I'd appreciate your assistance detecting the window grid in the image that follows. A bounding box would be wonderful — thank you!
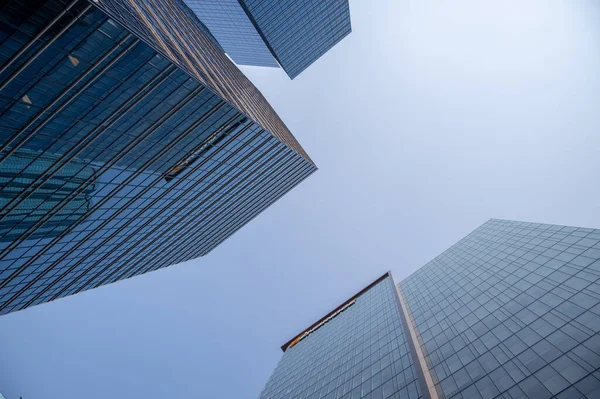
[260,277,423,399]
[0,0,316,315]
[401,219,600,399]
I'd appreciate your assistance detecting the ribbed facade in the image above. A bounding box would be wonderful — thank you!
[0,0,316,315]
[91,0,314,162]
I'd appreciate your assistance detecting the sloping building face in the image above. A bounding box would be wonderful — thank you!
[260,273,426,399]
[0,0,315,315]
[182,0,278,68]
[400,219,600,398]
[239,0,352,79]
[261,220,600,398]
[183,0,352,79]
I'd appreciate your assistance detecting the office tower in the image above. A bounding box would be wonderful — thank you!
[183,0,352,79]
[260,220,600,398]
[399,219,600,398]
[0,0,316,315]
[260,272,426,399]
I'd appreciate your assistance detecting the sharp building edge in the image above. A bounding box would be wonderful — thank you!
[183,0,352,79]
[260,219,600,398]
[0,0,317,314]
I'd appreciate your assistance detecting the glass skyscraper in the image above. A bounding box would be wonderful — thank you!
[182,0,278,68]
[260,219,600,398]
[0,0,316,315]
[183,0,352,79]
[260,272,425,399]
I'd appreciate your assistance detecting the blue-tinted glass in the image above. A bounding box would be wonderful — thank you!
[241,0,352,79]
[261,220,600,399]
[400,219,600,398]
[182,0,352,79]
[259,276,423,399]
[182,0,278,67]
[0,0,316,315]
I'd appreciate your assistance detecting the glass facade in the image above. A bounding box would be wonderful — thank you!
[259,274,424,399]
[182,0,278,67]
[0,0,316,315]
[261,220,600,398]
[0,149,96,242]
[181,0,352,79]
[240,0,352,79]
[400,219,600,398]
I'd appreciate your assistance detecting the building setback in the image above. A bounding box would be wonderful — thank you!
[0,0,316,315]
[183,0,352,79]
[260,219,600,398]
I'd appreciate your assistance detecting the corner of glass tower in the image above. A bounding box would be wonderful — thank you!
[0,0,316,315]
[182,0,352,79]
[260,219,600,398]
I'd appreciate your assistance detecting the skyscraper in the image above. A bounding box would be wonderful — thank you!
[0,0,317,314]
[260,219,600,399]
[261,272,426,399]
[183,0,352,79]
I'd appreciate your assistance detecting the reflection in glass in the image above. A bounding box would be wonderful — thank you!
[0,149,96,242]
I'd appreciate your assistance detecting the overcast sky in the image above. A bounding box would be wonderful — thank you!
[2,0,600,398]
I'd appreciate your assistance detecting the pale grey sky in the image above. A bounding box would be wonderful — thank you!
[1,0,600,398]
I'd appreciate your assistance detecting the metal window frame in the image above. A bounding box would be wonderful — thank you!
[18,113,251,307]
[0,34,136,161]
[0,1,92,91]
[102,139,293,284]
